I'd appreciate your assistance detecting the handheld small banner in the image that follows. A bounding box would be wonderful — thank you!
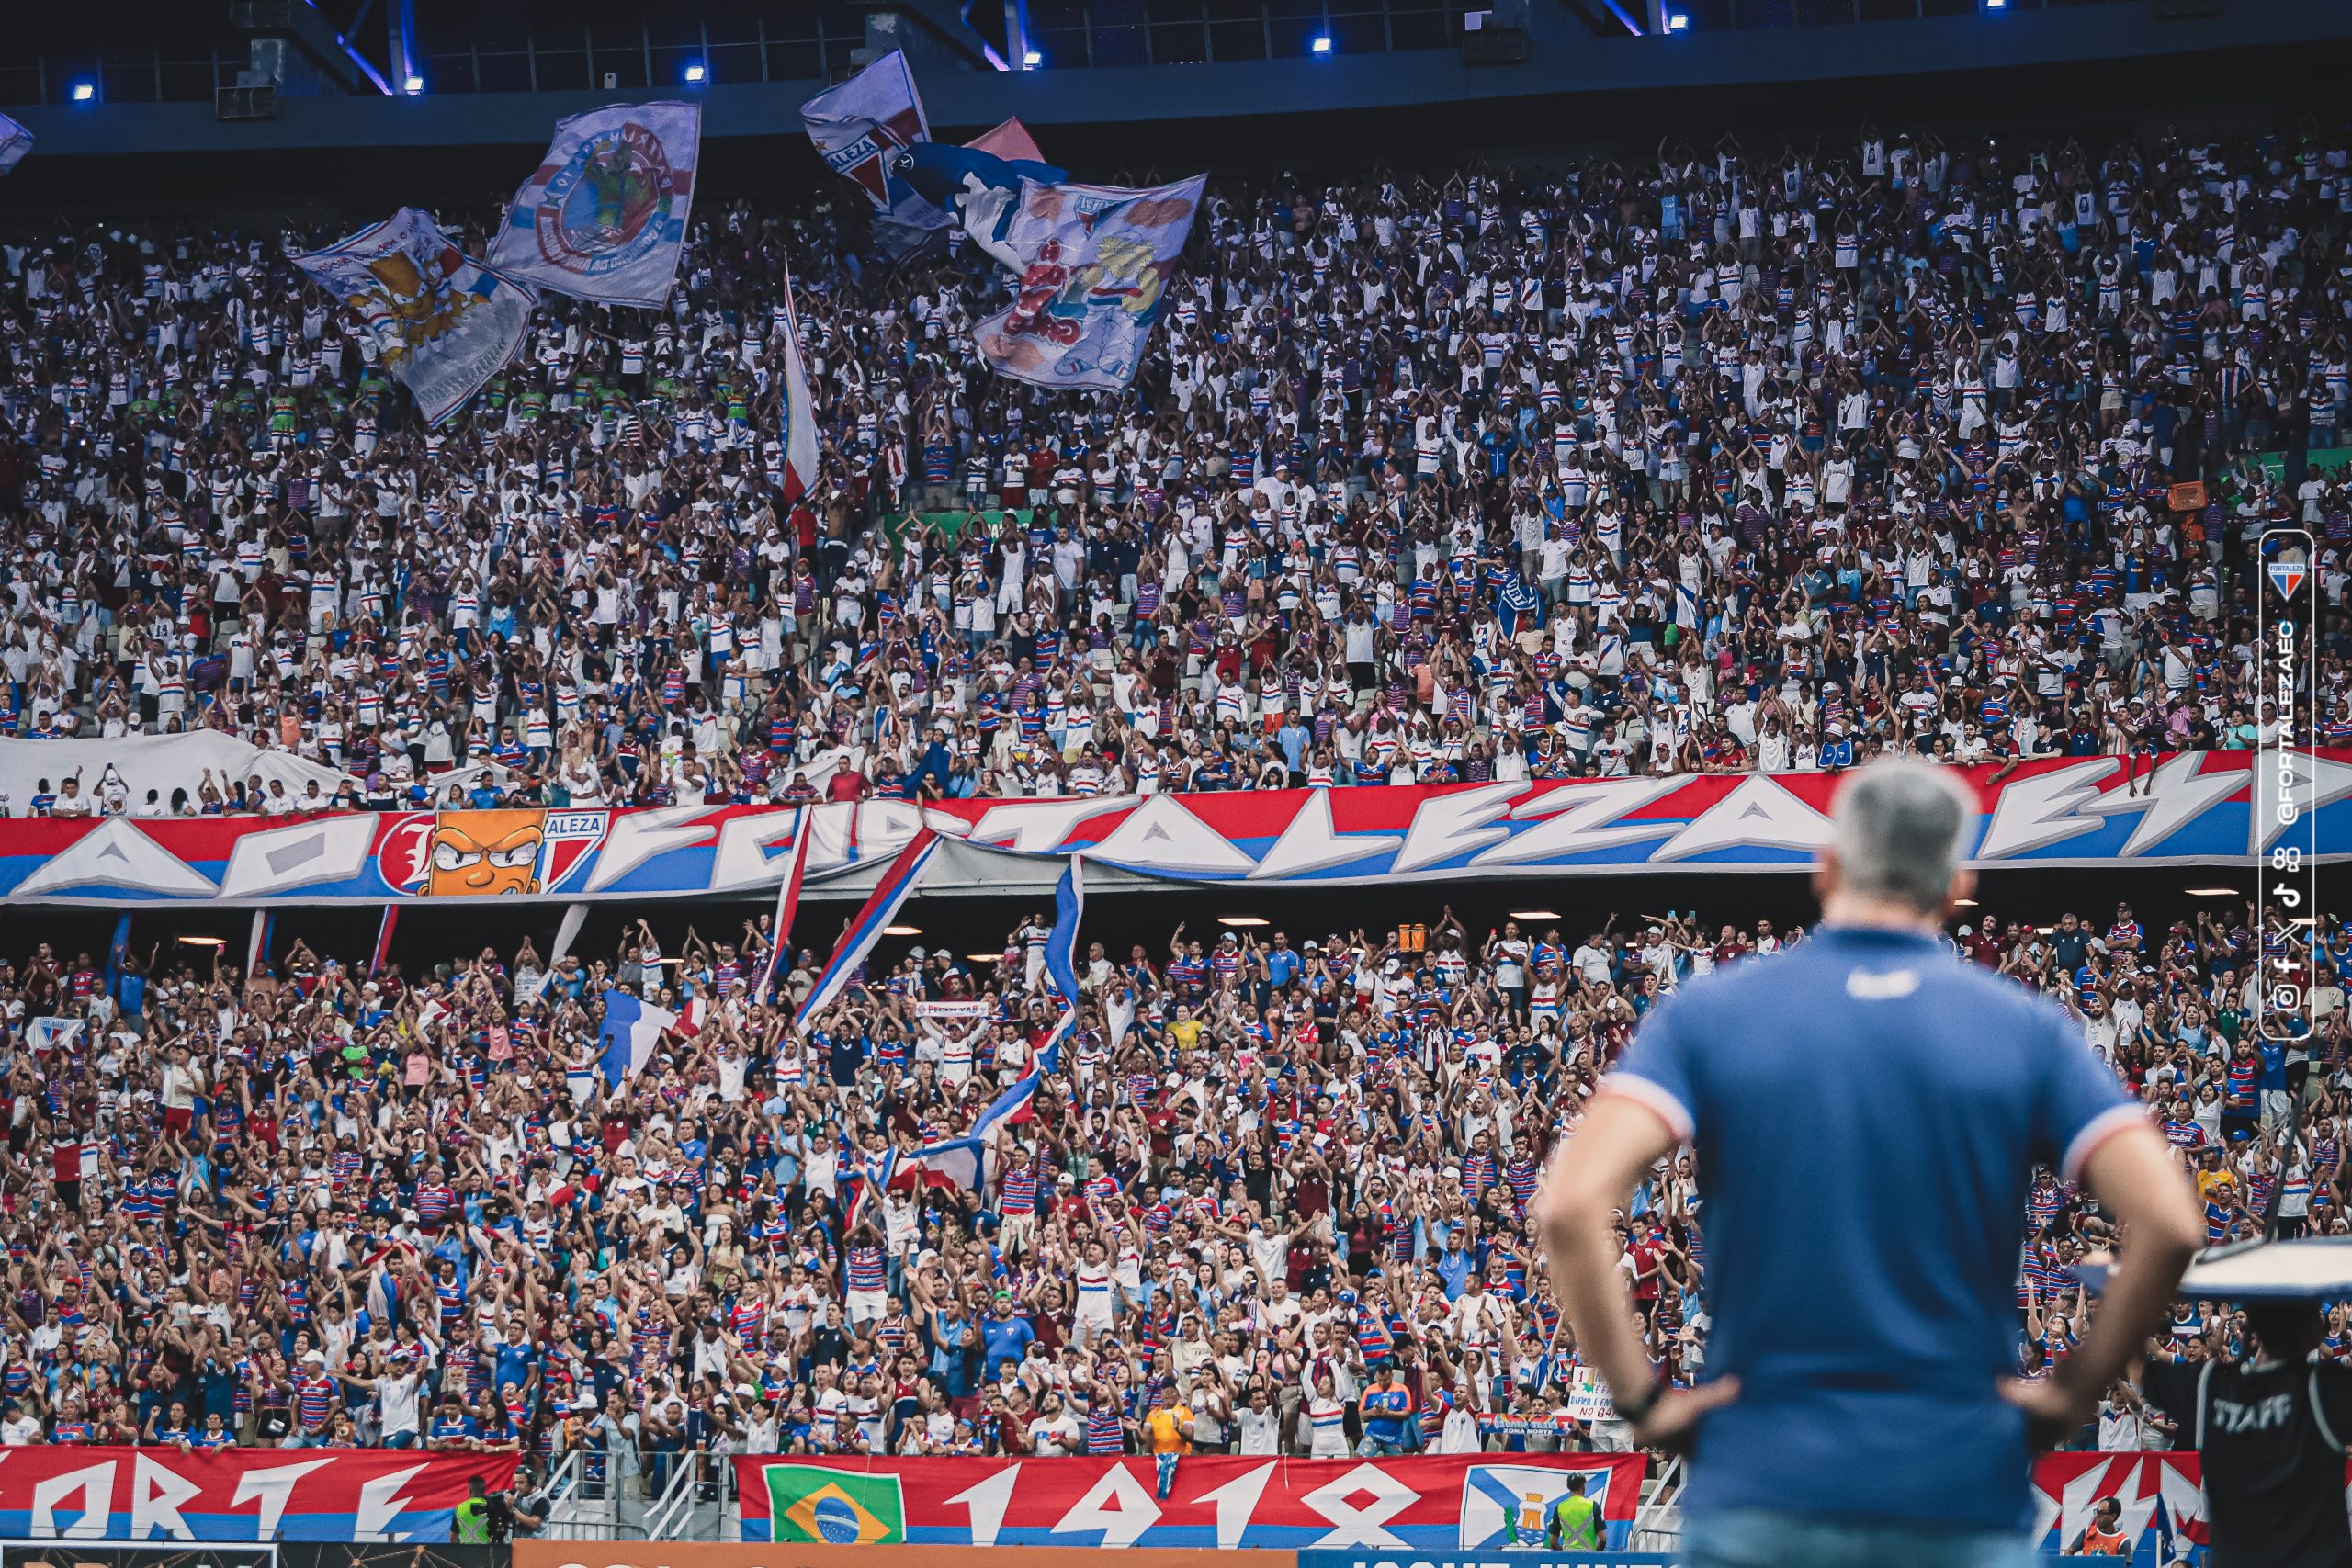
[978,175,1205,391]
[290,209,535,426]
[491,100,700,308]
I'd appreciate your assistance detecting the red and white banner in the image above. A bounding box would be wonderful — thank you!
[0,750,2339,906]
[736,1453,1647,1550]
[2032,1452,2211,1558]
[0,1446,518,1541]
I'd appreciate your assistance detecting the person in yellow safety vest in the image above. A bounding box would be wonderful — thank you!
[2065,1496,2132,1557]
[1546,1472,1603,1551]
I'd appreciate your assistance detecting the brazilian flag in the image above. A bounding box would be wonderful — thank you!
[766,1466,906,1545]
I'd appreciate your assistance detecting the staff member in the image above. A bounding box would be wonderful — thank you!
[1537,758,2203,1568]
[1545,1472,1602,1551]
[2134,1292,2352,1568]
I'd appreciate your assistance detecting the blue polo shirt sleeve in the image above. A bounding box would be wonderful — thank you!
[1603,995,1698,1144]
[2032,1008,2141,1183]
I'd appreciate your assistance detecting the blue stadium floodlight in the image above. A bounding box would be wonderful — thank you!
[1984,0,2006,9]
[402,73,424,94]
[1023,49,1043,66]
[1311,34,1333,53]
[1667,10,1689,28]
[684,61,707,83]
[70,81,96,103]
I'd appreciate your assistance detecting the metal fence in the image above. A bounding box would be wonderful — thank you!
[0,0,2148,107]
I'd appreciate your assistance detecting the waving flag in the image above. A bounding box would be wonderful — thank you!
[800,51,946,254]
[599,988,680,1085]
[491,101,700,307]
[961,854,1085,1160]
[893,141,1069,273]
[776,261,820,502]
[758,807,815,1003]
[0,114,30,178]
[290,208,536,425]
[1041,852,1084,1018]
[977,175,1204,391]
[368,905,398,976]
[794,828,940,1031]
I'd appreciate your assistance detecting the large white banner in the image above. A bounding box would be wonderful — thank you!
[290,209,536,426]
[977,175,1205,391]
[0,113,30,178]
[0,732,350,817]
[799,51,947,252]
[489,101,700,309]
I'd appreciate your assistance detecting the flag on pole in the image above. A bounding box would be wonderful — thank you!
[105,914,132,999]
[369,906,399,976]
[489,100,701,308]
[246,909,275,977]
[0,115,30,178]
[962,854,1086,1158]
[759,808,815,1004]
[288,209,537,426]
[538,902,591,998]
[776,262,820,502]
[793,829,940,1032]
[799,51,946,254]
[599,988,680,1086]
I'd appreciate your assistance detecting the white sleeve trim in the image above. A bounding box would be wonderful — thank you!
[1600,1072,1696,1145]
[2061,1102,2150,1185]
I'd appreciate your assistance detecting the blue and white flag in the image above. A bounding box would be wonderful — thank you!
[598,988,679,1086]
[965,853,1086,1156]
[490,101,700,308]
[1041,852,1085,1023]
[977,175,1205,391]
[291,209,536,425]
[0,114,31,178]
[893,141,1067,273]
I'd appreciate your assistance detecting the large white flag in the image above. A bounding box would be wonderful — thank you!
[291,209,536,426]
[799,51,946,251]
[0,114,30,178]
[976,175,1205,391]
[776,260,820,501]
[490,101,701,308]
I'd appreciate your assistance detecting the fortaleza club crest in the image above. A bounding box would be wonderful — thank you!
[534,121,688,278]
[2268,560,2308,600]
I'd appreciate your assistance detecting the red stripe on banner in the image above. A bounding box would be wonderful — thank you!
[0,1446,515,1541]
[735,1453,1646,1548]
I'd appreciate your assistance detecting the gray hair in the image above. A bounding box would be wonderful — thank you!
[1828,757,1976,914]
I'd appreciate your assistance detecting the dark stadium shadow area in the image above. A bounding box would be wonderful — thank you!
[3,863,2337,984]
[3,38,2349,224]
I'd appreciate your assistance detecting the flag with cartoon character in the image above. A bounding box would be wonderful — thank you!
[976,175,1204,391]
[491,101,700,308]
[290,209,536,425]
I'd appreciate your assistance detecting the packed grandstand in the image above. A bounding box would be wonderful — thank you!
[0,9,2346,1555]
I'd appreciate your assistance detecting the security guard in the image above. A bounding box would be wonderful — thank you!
[1545,1472,1602,1551]
[453,1474,493,1544]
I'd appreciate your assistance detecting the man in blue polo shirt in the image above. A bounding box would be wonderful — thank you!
[1538,758,2203,1568]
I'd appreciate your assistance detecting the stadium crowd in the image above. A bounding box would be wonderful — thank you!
[0,108,2343,1495]
[0,119,2344,817]
[0,893,2337,1472]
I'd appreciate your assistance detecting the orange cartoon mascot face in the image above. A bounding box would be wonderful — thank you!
[426,809,546,896]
